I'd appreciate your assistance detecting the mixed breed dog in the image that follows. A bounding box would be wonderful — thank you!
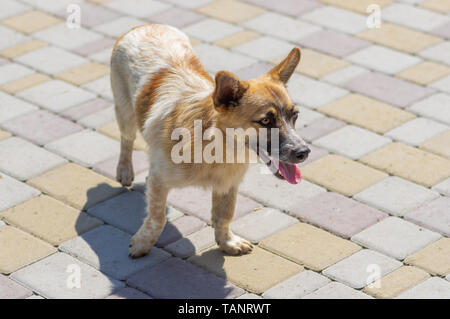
[111,24,310,258]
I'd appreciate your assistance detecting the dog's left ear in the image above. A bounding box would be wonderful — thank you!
[267,47,301,84]
[213,71,248,110]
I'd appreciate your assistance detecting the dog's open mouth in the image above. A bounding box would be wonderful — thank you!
[258,149,302,185]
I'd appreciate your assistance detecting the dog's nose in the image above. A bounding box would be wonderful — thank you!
[294,146,310,161]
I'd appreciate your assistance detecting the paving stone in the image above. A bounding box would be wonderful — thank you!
[323,249,402,289]
[60,98,112,121]
[82,75,113,100]
[410,93,450,126]
[322,65,368,86]
[88,47,112,65]
[433,177,450,195]
[0,91,38,123]
[10,252,124,299]
[0,63,34,86]
[345,72,434,108]
[354,176,440,217]
[73,38,115,57]
[56,62,109,86]
[289,48,349,79]
[243,12,320,42]
[430,75,450,95]
[297,117,346,142]
[432,21,450,39]
[397,62,450,86]
[230,208,298,244]
[239,164,326,212]
[93,150,149,180]
[0,0,29,20]
[156,215,206,247]
[421,130,450,158]
[129,257,243,298]
[290,192,387,239]
[78,106,116,129]
[168,185,262,223]
[288,74,348,109]
[1,110,83,146]
[93,16,147,38]
[420,0,450,13]
[0,25,28,51]
[194,44,256,73]
[352,217,441,260]
[20,0,83,13]
[260,223,361,271]
[215,31,261,49]
[0,226,56,274]
[198,0,265,23]
[0,195,102,246]
[105,287,152,299]
[189,246,303,294]
[301,154,387,196]
[262,270,330,299]
[405,238,450,276]
[17,80,95,112]
[55,2,120,28]
[60,225,170,280]
[0,39,47,59]
[105,0,171,18]
[298,29,370,58]
[357,23,443,54]
[245,0,321,16]
[0,129,11,141]
[0,73,50,94]
[302,6,367,34]
[0,173,40,212]
[237,293,262,299]
[302,281,372,299]
[0,274,32,299]
[347,45,422,75]
[386,118,448,146]
[165,0,213,7]
[165,226,216,259]
[361,142,450,187]
[2,10,61,34]
[295,106,325,128]
[318,0,393,13]
[382,3,449,32]
[46,130,120,167]
[397,277,450,299]
[298,144,329,166]
[97,121,147,150]
[183,18,242,42]
[27,163,124,210]
[233,36,293,62]
[406,197,450,237]
[313,125,391,160]
[148,7,205,28]
[0,137,67,181]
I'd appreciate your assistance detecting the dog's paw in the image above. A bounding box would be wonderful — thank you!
[218,235,253,255]
[116,161,134,187]
[129,235,153,259]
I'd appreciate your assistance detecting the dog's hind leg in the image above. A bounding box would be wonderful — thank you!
[212,186,253,255]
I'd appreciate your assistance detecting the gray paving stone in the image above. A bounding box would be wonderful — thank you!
[234,36,293,62]
[0,173,40,212]
[105,0,171,18]
[194,44,256,73]
[77,107,116,129]
[34,24,103,50]
[183,18,242,42]
[430,75,450,95]
[406,197,450,237]
[433,177,450,196]
[81,75,113,100]
[322,65,368,86]
[156,215,205,247]
[0,221,5,227]
[93,16,147,38]
[323,249,402,289]
[385,118,448,146]
[263,270,330,299]
[0,274,32,299]
[302,282,373,299]
[0,63,34,86]
[0,0,29,19]
[127,257,244,299]
[20,0,83,13]
[0,137,67,181]
[0,25,28,51]
[302,6,367,34]
[59,225,171,280]
[237,293,263,299]
[231,208,298,244]
[0,91,38,124]
[10,252,124,299]
[165,226,216,259]
[351,217,442,260]
[409,93,450,126]
[397,277,450,299]
[105,287,152,299]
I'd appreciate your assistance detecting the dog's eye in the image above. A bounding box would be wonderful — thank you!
[292,113,299,123]
[260,117,271,126]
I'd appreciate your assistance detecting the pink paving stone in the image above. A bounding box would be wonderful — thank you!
[156,215,206,247]
[167,186,263,223]
[93,150,149,180]
[105,287,152,299]
[297,117,347,142]
[73,38,116,57]
[297,29,371,58]
[147,7,206,28]
[0,57,9,66]
[290,192,388,238]
[0,274,32,299]
[406,197,450,237]
[431,22,450,40]
[234,62,273,81]
[55,2,120,28]
[245,0,322,16]
[345,72,435,108]
[60,98,113,121]
[127,257,244,299]
[1,110,83,146]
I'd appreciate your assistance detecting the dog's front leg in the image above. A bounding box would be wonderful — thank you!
[129,176,168,258]
[212,186,253,255]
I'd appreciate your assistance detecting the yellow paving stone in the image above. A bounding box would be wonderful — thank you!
[0,129,11,141]
[357,23,443,54]
[420,0,450,13]
[27,163,124,210]
[188,246,303,294]
[0,73,50,94]
[0,40,47,59]
[360,142,450,187]
[215,30,260,49]
[56,62,110,86]
[97,121,147,151]
[318,94,416,134]
[420,130,450,159]
[1,10,62,34]
[197,0,265,23]
[259,223,361,271]
[0,226,56,274]
[317,0,393,14]
[405,238,450,276]
[301,154,388,196]
[189,37,202,47]
[0,195,103,246]
[396,61,450,85]
[363,266,430,299]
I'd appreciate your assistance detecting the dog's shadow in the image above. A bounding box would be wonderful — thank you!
[72,179,234,299]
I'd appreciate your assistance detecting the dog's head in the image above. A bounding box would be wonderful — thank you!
[212,47,309,184]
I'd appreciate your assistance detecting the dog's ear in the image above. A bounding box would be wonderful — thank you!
[213,71,248,110]
[267,47,301,84]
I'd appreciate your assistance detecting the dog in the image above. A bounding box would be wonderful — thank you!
[110,24,310,258]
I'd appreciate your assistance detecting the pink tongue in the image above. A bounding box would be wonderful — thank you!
[273,159,302,184]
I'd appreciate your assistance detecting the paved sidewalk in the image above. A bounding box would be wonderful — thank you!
[1,0,450,299]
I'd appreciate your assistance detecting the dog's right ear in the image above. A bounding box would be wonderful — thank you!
[213,71,248,111]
